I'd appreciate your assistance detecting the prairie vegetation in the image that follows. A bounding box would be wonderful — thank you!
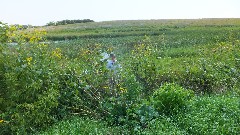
[0,19,240,134]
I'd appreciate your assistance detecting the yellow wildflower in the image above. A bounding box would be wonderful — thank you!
[120,87,127,93]
[0,120,4,123]
[52,48,62,59]
[26,57,33,65]
[103,86,109,89]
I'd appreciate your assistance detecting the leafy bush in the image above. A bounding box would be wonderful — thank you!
[152,83,194,115]
[0,25,63,134]
[129,36,160,95]
[102,98,159,134]
[100,71,144,129]
[125,100,159,134]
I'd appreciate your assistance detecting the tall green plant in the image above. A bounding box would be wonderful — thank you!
[129,36,160,95]
[0,24,63,134]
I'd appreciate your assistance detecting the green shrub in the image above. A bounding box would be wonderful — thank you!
[103,98,159,134]
[0,24,63,134]
[129,37,160,95]
[0,22,9,43]
[152,83,194,115]
[125,100,159,133]
[100,71,144,128]
[102,96,128,125]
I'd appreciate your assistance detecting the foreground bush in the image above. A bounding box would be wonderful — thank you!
[0,23,64,134]
[0,23,127,134]
[152,83,194,115]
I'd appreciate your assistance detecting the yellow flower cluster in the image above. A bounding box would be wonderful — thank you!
[116,84,127,93]
[120,87,127,93]
[0,119,4,123]
[29,36,42,44]
[52,48,62,59]
[26,57,33,65]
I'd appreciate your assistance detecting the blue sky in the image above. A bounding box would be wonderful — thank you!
[0,0,239,26]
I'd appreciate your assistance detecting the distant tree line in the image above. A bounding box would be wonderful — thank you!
[46,19,94,26]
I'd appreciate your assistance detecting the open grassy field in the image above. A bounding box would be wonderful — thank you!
[0,19,240,134]
[45,18,240,39]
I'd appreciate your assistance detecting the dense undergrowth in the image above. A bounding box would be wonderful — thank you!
[36,94,240,135]
[0,19,240,134]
